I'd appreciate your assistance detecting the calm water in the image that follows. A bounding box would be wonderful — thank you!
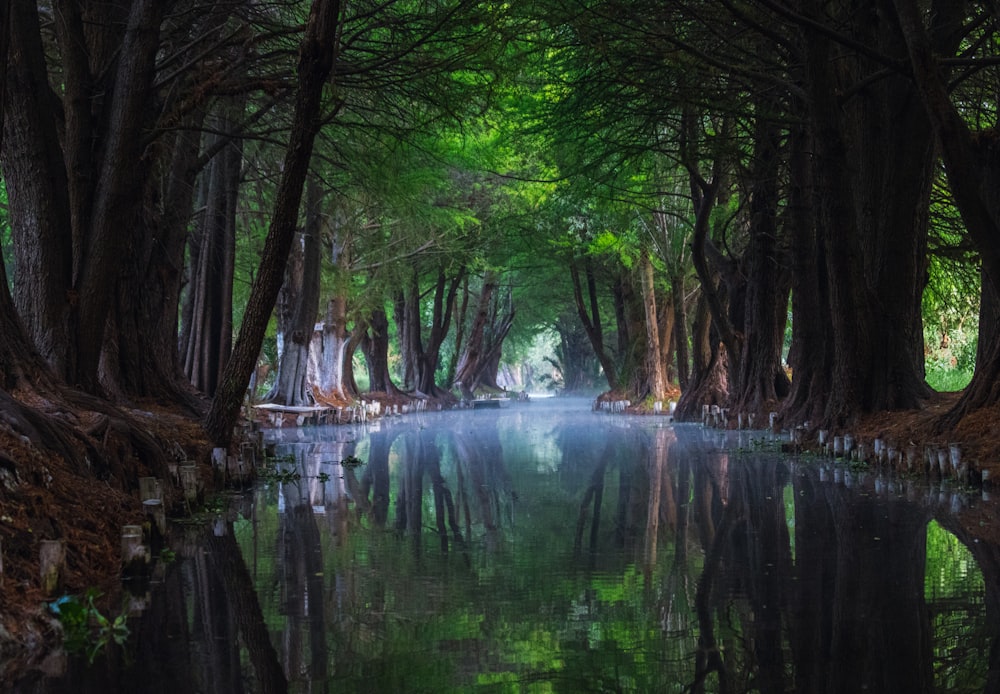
[21,397,1000,693]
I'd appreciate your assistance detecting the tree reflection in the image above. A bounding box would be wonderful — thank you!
[33,410,999,693]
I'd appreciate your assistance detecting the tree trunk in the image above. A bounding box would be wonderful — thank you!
[454,276,515,398]
[782,123,834,427]
[110,110,207,412]
[72,0,169,394]
[659,290,676,385]
[671,274,690,390]
[444,274,470,386]
[2,0,76,377]
[891,0,1000,425]
[732,107,791,416]
[791,0,946,426]
[266,173,324,406]
[182,103,241,397]
[363,308,404,395]
[417,267,465,396]
[312,223,354,401]
[675,291,729,420]
[570,259,620,391]
[640,253,667,401]
[205,0,343,447]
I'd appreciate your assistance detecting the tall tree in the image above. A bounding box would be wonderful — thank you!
[206,0,342,446]
[181,101,243,397]
[892,0,1000,428]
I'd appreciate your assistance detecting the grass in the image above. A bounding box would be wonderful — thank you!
[926,366,973,393]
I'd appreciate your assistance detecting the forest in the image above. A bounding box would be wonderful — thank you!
[1,0,999,672]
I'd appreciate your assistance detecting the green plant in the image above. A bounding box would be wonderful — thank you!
[48,589,129,664]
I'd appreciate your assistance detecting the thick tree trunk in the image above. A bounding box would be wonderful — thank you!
[782,124,834,426]
[675,291,729,420]
[110,111,207,412]
[182,104,241,397]
[444,275,470,386]
[732,109,791,416]
[790,0,945,426]
[311,223,355,401]
[363,308,404,395]
[454,276,515,398]
[2,0,75,377]
[266,174,324,406]
[206,0,343,446]
[891,0,1000,425]
[72,0,169,394]
[417,268,465,396]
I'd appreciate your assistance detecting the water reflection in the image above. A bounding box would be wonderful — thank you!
[23,398,1000,693]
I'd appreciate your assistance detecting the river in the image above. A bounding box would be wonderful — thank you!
[21,397,1000,692]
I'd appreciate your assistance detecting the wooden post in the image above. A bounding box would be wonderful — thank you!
[936,448,949,477]
[39,539,65,596]
[139,476,162,502]
[948,443,962,473]
[833,436,844,458]
[212,447,227,485]
[180,465,199,505]
[143,499,167,538]
[121,525,148,573]
[241,441,256,469]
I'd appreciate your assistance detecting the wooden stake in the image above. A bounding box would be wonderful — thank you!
[121,525,148,572]
[39,539,65,597]
[144,499,167,538]
[180,465,199,504]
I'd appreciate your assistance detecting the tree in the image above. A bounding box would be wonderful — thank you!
[453,273,516,397]
[181,100,243,398]
[206,0,342,446]
[265,172,324,406]
[892,0,1000,428]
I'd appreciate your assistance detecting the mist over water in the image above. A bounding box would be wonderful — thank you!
[27,397,999,693]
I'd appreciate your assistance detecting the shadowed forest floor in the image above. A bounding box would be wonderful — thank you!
[1,390,998,683]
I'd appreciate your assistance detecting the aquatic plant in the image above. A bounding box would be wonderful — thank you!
[48,589,129,664]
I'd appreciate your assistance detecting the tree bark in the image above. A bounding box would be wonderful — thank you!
[640,253,667,401]
[671,274,690,390]
[570,259,620,391]
[362,308,404,395]
[891,0,1000,425]
[789,0,946,426]
[182,103,242,398]
[266,173,324,406]
[454,276,515,398]
[417,267,465,396]
[732,105,791,416]
[205,0,343,446]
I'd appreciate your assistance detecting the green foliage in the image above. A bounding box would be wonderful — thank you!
[47,589,130,664]
[925,521,989,690]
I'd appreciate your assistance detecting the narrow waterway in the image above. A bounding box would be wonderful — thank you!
[23,397,1000,692]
